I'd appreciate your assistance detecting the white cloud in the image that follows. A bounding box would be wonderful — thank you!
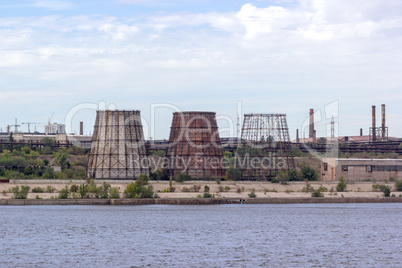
[98,21,139,41]
[236,3,289,38]
[30,0,73,10]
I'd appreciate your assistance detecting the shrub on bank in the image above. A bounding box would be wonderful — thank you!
[203,185,212,198]
[336,177,347,192]
[124,175,157,199]
[70,184,79,193]
[46,185,57,193]
[12,185,30,199]
[311,189,324,197]
[182,185,202,192]
[301,165,318,181]
[109,187,120,199]
[58,186,70,199]
[217,186,231,192]
[372,184,391,197]
[32,187,45,193]
[275,171,289,184]
[395,180,402,191]
[288,169,302,181]
[301,182,314,193]
[248,188,257,198]
[317,186,328,192]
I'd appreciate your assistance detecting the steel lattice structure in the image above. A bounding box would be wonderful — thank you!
[87,110,149,179]
[167,112,225,179]
[236,113,295,180]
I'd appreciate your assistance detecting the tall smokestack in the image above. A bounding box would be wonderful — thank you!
[296,129,299,143]
[381,104,385,140]
[309,109,314,139]
[360,128,363,136]
[80,121,83,135]
[372,105,376,141]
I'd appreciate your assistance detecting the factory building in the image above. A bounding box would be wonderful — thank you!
[321,158,402,182]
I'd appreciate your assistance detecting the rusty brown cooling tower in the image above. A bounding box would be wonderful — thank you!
[87,110,149,179]
[309,109,314,139]
[167,111,225,179]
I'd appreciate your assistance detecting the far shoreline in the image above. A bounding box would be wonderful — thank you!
[1,197,402,206]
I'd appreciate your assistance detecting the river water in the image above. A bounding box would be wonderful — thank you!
[0,203,401,267]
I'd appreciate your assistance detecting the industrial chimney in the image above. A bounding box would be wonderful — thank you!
[381,104,385,140]
[309,109,314,139]
[296,129,299,143]
[80,121,83,135]
[372,105,376,141]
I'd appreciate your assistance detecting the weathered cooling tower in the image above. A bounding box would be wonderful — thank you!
[87,110,149,179]
[167,111,225,179]
[236,113,295,180]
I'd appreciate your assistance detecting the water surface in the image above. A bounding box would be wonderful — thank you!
[0,204,401,267]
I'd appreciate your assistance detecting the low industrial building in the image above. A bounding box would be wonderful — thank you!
[0,133,92,148]
[321,158,402,182]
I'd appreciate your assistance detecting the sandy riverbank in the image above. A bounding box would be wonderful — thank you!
[1,180,401,200]
[1,197,402,206]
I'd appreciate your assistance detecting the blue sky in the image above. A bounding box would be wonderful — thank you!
[1,0,401,139]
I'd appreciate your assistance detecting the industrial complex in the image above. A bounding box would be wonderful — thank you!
[0,104,401,181]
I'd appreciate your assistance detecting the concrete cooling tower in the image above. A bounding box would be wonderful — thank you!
[167,111,225,179]
[87,110,149,179]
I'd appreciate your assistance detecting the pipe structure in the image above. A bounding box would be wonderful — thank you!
[309,109,314,139]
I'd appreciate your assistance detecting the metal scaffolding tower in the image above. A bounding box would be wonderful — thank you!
[236,113,295,180]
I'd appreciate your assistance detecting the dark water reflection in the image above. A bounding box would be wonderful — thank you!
[0,204,401,267]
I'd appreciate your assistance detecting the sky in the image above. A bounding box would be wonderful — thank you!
[0,0,401,140]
